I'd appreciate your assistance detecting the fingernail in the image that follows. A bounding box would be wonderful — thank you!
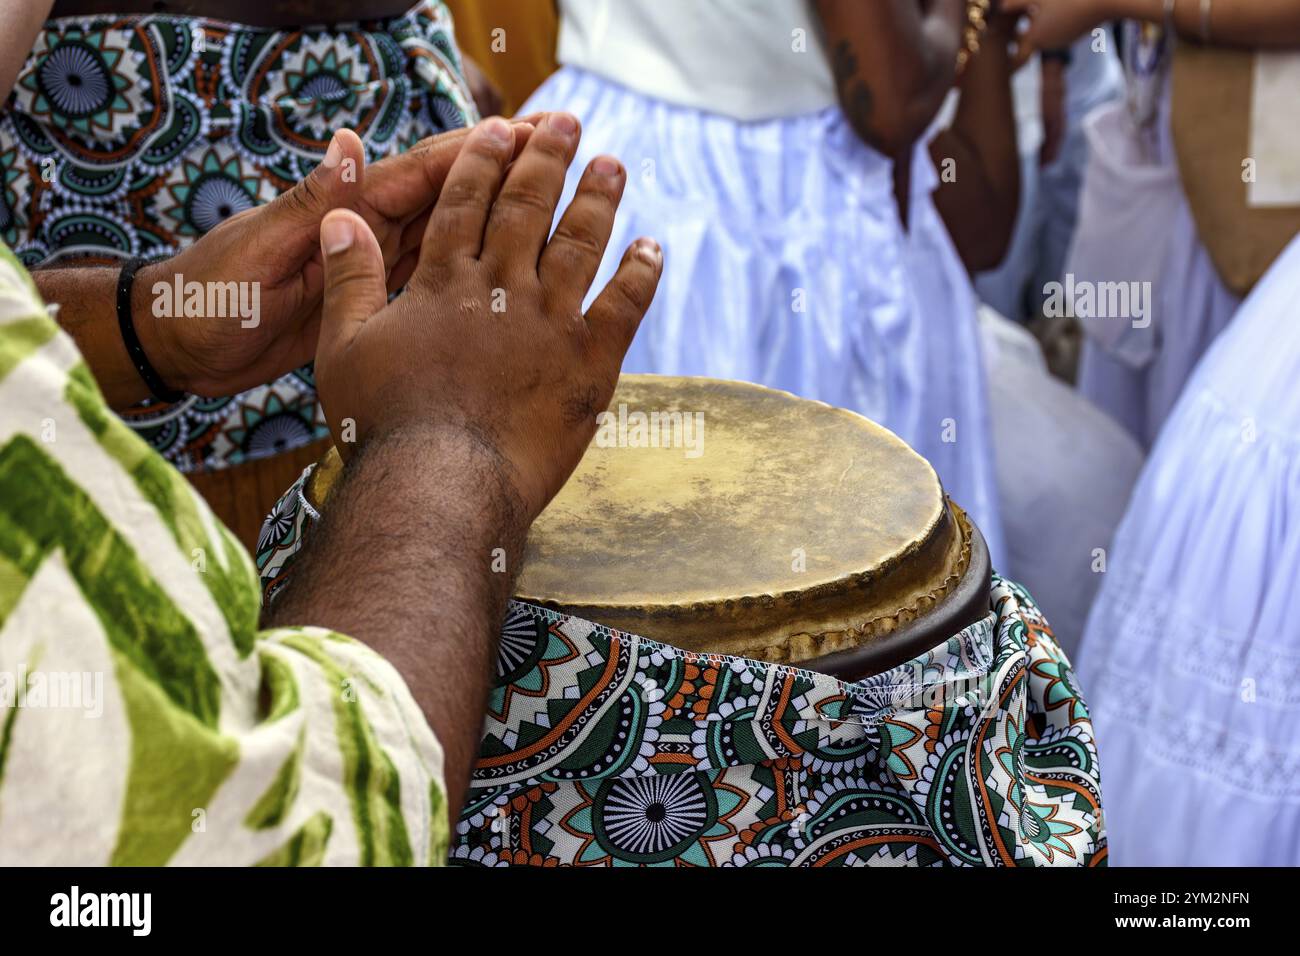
[481,116,512,146]
[547,112,579,137]
[321,215,355,255]
[592,156,622,178]
[323,133,343,169]
[635,238,662,267]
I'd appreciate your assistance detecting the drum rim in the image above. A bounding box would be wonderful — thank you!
[801,506,993,682]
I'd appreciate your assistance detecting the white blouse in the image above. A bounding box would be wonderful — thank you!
[556,0,839,121]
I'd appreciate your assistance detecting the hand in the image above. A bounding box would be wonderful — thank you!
[313,114,663,522]
[1005,0,1110,66]
[138,120,535,398]
[1040,57,1068,165]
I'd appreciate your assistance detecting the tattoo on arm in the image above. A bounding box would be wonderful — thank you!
[831,40,886,154]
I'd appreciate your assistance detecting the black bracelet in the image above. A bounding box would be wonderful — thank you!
[1041,47,1074,66]
[116,256,185,404]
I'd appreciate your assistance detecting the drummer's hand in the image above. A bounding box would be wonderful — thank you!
[313,114,663,521]
[139,121,535,400]
[1004,0,1106,67]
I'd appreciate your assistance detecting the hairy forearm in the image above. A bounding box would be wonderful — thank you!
[0,0,54,98]
[1112,0,1300,47]
[931,22,1021,271]
[262,423,528,815]
[815,0,965,155]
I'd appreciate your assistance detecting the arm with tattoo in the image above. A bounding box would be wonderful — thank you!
[814,0,967,156]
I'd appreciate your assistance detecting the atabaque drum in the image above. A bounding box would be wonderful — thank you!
[287,377,1110,869]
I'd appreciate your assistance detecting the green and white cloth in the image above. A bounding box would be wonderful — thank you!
[0,244,448,865]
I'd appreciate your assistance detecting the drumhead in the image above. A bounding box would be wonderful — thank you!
[515,375,969,664]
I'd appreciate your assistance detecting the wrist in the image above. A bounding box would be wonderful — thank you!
[130,258,194,395]
[364,418,533,532]
[349,419,532,594]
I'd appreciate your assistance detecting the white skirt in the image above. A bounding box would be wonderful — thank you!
[522,68,1005,563]
[1077,232,1300,865]
[978,306,1144,657]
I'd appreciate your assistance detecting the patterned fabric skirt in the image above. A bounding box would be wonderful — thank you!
[0,2,474,472]
[258,467,1107,867]
[1077,233,1300,866]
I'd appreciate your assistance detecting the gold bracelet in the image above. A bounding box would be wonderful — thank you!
[956,0,992,76]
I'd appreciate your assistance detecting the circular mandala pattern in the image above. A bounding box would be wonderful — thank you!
[187,174,256,232]
[256,488,298,554]
[37,43,113,117]
[243,412,313,460]
[593,775,714,861]
[294,71,349,102]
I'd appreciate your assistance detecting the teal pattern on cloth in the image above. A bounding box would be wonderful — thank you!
[0,242,449,865]
[0,1,475,473]
[259,466,1108,867]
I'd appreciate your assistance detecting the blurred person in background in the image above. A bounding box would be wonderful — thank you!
[519,0,1008,566]
[911,4,1143,654]
[1008,0,1300,447]
[976,31,1123,353]
[1016,0,1300,865]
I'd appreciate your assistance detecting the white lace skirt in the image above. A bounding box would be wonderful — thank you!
[1077,233,1300,865]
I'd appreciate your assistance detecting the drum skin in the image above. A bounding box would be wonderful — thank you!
[307,375,989,677]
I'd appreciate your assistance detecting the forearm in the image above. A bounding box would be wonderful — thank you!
[262,423,528,815]
[815,0,965,155]
[0,1,54,98]
[34,263,179,410]
[1110,0,1300,47]
[931,21,1021,271]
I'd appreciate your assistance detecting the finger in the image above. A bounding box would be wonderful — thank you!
[415,116,517,266]
[238,130,366,285]
[1001,0,1034,11]
[585,238,662,363]
[482,112,582,270]
[256,129,367,264]
[361,119,535,235]
[318,209,387,361]
[539,155,626,306]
